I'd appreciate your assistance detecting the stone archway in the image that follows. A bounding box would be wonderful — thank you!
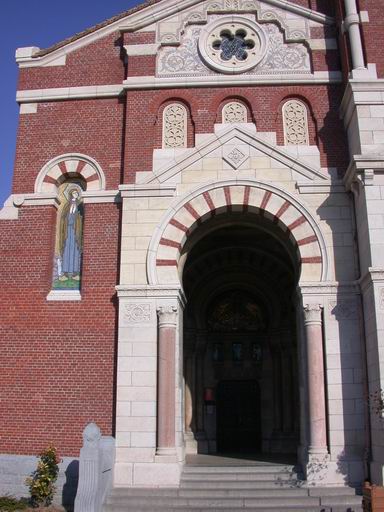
[130,179,330,480]
[147,179,328,286]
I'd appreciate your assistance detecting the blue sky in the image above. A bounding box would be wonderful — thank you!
[0,0,142,208]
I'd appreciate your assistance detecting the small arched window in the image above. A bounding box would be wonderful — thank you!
[222,101,247,123]
[162,103,187,148]
[282,99,309,145]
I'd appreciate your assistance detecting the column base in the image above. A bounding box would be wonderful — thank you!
[155,447,178,463]
[305,453,330,485]
[184,431,198,454]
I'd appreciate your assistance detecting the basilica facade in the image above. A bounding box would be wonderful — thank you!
[2,0,384,502]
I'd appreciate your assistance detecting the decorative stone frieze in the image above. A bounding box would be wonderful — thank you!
[283,100,309,145]
[163,103,187,148]
[122,303,151,325]
[158,21,310,77]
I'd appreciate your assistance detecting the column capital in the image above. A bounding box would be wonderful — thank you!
[157,305,178,327]
[303,304,323,325]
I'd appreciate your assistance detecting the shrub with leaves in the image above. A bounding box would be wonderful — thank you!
[26,446,60,508]
[0,495,28,511]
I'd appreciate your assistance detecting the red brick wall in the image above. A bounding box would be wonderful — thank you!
[358,0,384,78]
[0,203,120,456]
[13,98,125,195]
[18,33,125,90]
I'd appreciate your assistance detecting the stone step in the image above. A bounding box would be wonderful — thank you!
[104,508,340,512]
[181,471,299,481]
[320,495,363,507]
[179,488,310,498]
[180,479,303,489]
[104,503,361,512]
[183,464,297,473]
[105,492,362,512]
[308,487,357,497]
[106,496,321,507]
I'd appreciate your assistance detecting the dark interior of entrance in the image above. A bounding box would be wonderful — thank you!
[182,213,300,458]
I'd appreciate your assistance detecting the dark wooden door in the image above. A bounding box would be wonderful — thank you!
[216,380,261,453]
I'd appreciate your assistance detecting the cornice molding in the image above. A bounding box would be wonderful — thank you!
[123,72,342,91]
[0,191,121,220]
[16,85,124,103]
[343,155,384,192]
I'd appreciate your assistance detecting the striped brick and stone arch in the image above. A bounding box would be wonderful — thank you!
[35,153,106,194]
[147,180,328,286]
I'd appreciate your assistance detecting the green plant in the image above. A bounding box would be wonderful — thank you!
[369,388,384,418]
[25,446,60,508]
[0,495,28,511]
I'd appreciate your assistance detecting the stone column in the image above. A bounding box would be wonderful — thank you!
[156,305,177,457]
[303,304,328,456]
[184,353,193,433]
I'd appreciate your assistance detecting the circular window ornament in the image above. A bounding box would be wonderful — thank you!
[198,16,267,74]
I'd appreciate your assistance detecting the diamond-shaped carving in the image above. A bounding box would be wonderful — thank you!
[223,147,248,169]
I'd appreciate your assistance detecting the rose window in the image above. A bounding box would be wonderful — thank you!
[198,17,267,74]
[212,28,255,62]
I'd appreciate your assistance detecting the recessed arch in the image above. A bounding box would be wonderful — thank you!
[35,153,106,194]
[147,179,328,286]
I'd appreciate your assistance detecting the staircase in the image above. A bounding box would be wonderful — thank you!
[104,462,363,512]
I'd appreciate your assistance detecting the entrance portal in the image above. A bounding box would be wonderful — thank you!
[217,380,260,454]
[182,213,300,459]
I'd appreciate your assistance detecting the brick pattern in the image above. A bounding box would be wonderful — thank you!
[359,0,384,78]
[13,99,125,195]
[0,203,120,456]
[18,33,125,90]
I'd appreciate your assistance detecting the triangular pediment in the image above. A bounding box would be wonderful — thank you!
[19,0,334,67]
[146,125,329,185]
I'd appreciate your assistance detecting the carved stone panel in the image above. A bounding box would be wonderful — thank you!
[222,102,247,123]
[163,103,187,148]
[283,100,309,145]
[121,303,152,326]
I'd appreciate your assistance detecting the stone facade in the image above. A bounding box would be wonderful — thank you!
[2,0,384,501]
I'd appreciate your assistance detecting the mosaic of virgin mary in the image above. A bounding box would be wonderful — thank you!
[52,183,84,290]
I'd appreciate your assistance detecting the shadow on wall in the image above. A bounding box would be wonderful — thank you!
[62,460,79,512]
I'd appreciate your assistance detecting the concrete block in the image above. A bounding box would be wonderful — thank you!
[131,402,156,417]
[132,371,157,387]
[117,386,156,402]
[133,462,181,486]
[130,432,156,448]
